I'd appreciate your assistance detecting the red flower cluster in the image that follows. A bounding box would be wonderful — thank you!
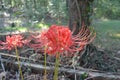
[0,34,27,50]
[44,25,73,54]
[30,25,96,56]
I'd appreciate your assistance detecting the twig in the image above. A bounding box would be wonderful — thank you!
[113,57,120,61]
[1,58,120,79]
[0,52,55,65]
[0,55,5,72]
[0,52,36,61]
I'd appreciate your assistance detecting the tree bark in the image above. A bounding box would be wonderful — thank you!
[67,0,94,34]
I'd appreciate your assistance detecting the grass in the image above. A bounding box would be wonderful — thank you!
[0,26,28,33]
[92,20,120,51]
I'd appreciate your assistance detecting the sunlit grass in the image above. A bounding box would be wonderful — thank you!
[16,27,28,32]
[0,26,28,33]
[34,23,49,29]
[109,33,120,39]
[0,22,50,33]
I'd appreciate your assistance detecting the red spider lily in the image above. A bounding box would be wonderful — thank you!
[44,25,73,55]
[0,34,28,80]
[30,25,73,55]
[30,24,96,56]
[0,34,28,50]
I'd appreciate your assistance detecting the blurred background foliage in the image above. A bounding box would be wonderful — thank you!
[93,0,120,20]
[0,0,70,33]
[0,0,120,27]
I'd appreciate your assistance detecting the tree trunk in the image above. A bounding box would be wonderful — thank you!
[67,0,95,66]
[67,0,94,34]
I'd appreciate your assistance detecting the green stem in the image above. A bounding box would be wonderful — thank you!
[54,52,60,80]
[44,46,47,80]
[15,46,24,80]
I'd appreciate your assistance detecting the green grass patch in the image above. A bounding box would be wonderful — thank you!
[34,22,49,29]
[92,20,120,50]
[93,20,120,34]
[109,33,120,39]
